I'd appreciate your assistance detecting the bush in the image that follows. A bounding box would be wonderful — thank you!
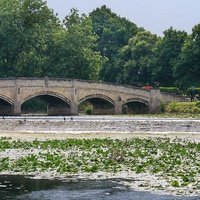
[85,106,92,115]
[160,87,181,95]
[160,103,166,113]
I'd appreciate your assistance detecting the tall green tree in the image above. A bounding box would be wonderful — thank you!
[0,0,59,77]
[48,9,104,80]
[16,0,59,76]
[0,0,22,77]
[0,1,103,80]
[174,24,200,88]
[116,31,158,86]
[90,5,140,82]
[152,27,187,86]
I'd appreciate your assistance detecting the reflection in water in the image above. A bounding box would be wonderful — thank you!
[0,175,198,200]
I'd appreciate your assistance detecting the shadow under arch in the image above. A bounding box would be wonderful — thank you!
[21,91,71,116]
[78,94,115,115]
[123,98,150,114]
[0,95,14,116]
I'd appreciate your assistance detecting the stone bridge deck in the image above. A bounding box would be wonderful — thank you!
[0,78,186,115]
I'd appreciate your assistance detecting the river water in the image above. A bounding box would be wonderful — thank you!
[0,175,199,200]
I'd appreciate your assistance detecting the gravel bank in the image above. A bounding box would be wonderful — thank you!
[1,118,200,134]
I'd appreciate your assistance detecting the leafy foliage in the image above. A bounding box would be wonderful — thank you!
[0,1,104,80]
[90,5,139,82]
[153,27,187,87]
[0,1,200,89]
[174,24,200,88]
[117,31,158,86]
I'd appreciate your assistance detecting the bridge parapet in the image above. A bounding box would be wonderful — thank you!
[0,78,185,115]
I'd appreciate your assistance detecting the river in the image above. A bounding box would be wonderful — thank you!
[0,175,199,200]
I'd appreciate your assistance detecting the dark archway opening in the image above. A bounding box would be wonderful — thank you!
[79,98,115,115]
[21,95,70,116]
[122,102,149,114]
[0,99,14,115]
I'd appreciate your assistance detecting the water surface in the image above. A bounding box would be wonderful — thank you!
[0,175,198,200]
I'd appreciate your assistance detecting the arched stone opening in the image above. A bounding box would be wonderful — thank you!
[122,99,150,114]
[0,96,14,116]
[21,94,70,116]
[79,95,115,115]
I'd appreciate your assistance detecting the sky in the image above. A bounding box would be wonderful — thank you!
[46,0,200,36]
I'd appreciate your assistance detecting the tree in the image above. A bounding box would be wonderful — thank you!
[174,24,200,88]
[0,2,103,80]
[90,5,140,82]
[48,9,104,80]
[152,27,187,86]
[0,0,22,77]
[116,31,158,86]
[16,0,60,77]
[0,0,59,77]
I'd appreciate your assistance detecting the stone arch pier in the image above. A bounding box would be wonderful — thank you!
[0,78,186,115]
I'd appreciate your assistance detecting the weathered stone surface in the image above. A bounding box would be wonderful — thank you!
[0,78,186,115]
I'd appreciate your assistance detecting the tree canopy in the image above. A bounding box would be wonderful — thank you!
[0,0,103,80]
[174,24,200,88]
[0,1,199,89]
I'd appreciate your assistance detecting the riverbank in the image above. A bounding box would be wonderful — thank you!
[0,136,199,197]
[1,116,200,134]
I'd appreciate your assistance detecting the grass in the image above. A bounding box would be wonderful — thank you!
[123,101,200,118]
[0,137,199,191]
[164,101,200,114]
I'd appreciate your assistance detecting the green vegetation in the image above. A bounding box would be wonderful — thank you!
[0,137,199,192]
[160,87,181,95]
[0,1,200,89]
[164,101,200,114]
[85,106,93,115]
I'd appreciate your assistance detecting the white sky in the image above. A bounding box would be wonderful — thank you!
[46,0,200,36]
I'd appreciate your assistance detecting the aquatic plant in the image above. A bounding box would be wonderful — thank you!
[0,136,199,192]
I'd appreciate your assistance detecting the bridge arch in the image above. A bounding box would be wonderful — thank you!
[122,98,150,114]
[21,91,71,115]
[0,95,14,105]
[0,95,14,115]
[22,91,71,105]
[78,94,115,115]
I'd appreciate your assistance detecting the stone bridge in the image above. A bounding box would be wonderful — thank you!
[0,78,186,115]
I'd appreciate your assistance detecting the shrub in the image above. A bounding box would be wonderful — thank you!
[168,101,178,113]
[85,106,92,115]
[160,103,166,113]
[160,87,181,95]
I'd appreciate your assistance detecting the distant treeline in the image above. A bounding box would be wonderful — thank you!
[0,0,200,90]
